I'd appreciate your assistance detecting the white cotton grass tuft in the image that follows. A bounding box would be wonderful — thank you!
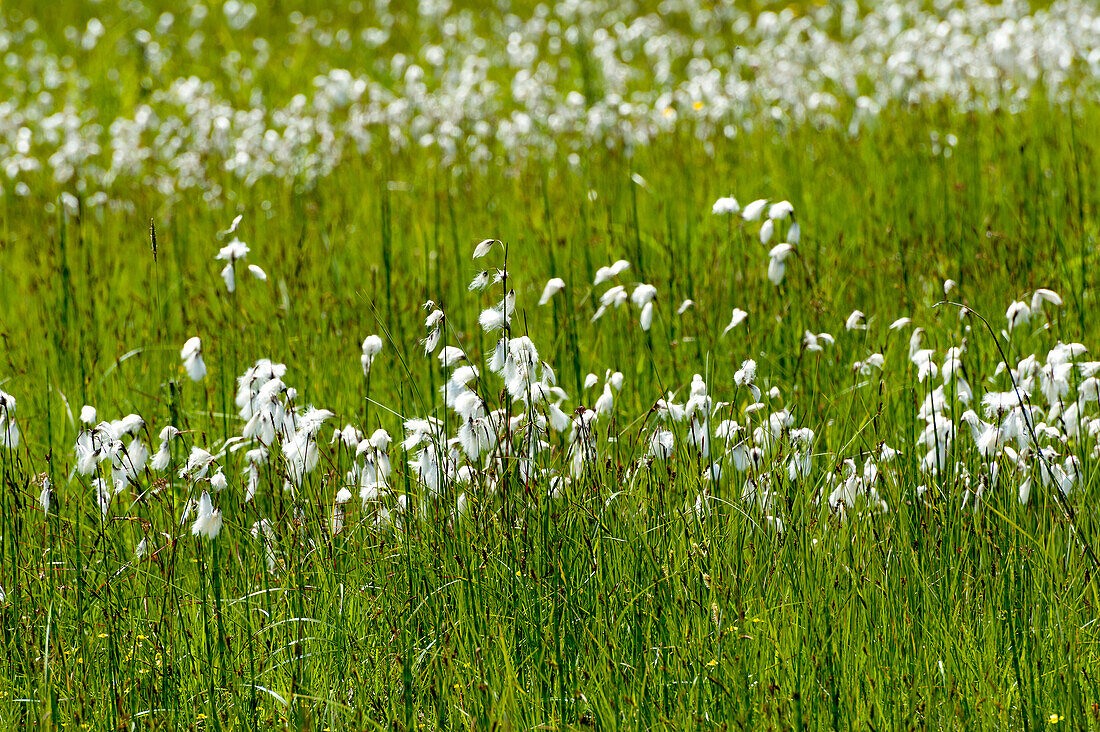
[216,238,249,262]
[768,201,794,220]
[594,384,614,415]
[786,221,801,245]
[215,237,250,293]
[594,260,630,286]
[592,285,629,323]
[361,335,383,375]
[722,308,748,336]
[1031,288,1063,312]
[180,337,207,382]
[93,479,112,521]
[759,218,774,245]
[711,196,740,215]
[478,292,515,333]
[479,306,507,332]
[220,263,236,293]
[769,244,795,262]
[538,277,565,305]
[150,426,180,471]
[1006,301,1031,331]
[854,353,886,375]
[803,331,835,352]
[648,428,676,459]
[608,371,624,391]
[468,271,490,291]
[767,257,785,286]
[472,238,498,259]
[845,310,867,332]
[421,307,445,355]
[191,491,223,539]
[741,199,768,221]
[767,243,795,286]
[734,359,757,387]
[38,476,51,514]
[630,284,657,309]
[181,446,217,480]
[438,346,466,368]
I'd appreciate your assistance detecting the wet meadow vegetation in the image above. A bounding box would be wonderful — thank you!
[2,0,1100,729]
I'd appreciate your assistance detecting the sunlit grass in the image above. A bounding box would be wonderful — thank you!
[2,3,1100,731]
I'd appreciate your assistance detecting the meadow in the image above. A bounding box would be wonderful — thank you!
[2,0,1100,729]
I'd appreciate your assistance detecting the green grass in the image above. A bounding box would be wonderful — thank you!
[3,2,1100,730]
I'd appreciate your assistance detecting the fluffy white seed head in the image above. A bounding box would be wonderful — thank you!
[181,337,207,382]
[191,491,223,540]
[712,196,740,215]
[472,238,497,259]
[742,199,768,221]
[539,277,565,305]
[768,201,793,220]
[722,308,748,336]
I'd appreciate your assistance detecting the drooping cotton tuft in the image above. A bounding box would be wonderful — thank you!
[722,308,748,336]
[741,199,768,221]
[1006,301,1031,331]
[759,218,774,244]
[768,201,794,220]
[640,302,654,331]
[472,238,497,259]
[0,390,19,449]
[180,337,207,382]
[538,278,565,305]
[786,221,801,245]
[191,492,223,540]
[361,335,384,375]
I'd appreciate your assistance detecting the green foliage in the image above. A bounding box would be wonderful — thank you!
[2,2,1100,730]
